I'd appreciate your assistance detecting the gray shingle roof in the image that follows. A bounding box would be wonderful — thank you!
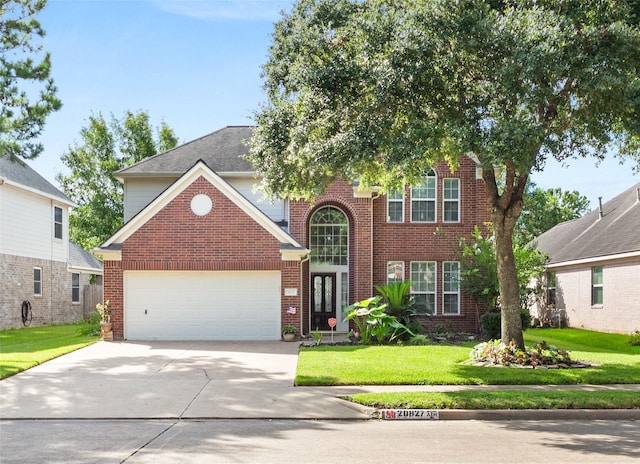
[69,242,103,273]
[0,155,71,203]
[115,126,254,178]
[534,182,640,264]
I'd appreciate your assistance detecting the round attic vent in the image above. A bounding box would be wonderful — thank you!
[190,194,212,216]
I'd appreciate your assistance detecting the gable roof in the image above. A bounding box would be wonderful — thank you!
[0,155,73,205]
[69,242,103,273]
[534,182,640,266]
[98,160,307,261]
[115,126,254,179]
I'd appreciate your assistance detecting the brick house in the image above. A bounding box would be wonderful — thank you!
[533,182,640,333]
[0,155,103,329]
[96,126,490,340]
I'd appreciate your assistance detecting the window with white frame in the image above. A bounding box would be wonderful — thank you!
[54,206,63,239]
[34,268,42,296]
[411,170,436,222]
[410,261,436,315]
[546,271,556,306]
[443,178,460,222]
[387,189,404,223]
[72,273,80,303]
[387,261,404,284]
[310,206,348,265]
[591,266,603,306]
[442,261,460,315]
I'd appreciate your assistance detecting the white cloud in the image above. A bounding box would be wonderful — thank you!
[153,0,293,22]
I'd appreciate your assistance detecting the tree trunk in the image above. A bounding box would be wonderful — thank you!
[482,160,528,350]
[493,210,524,349]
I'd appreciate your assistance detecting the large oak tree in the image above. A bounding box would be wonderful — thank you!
[249,0,640,348]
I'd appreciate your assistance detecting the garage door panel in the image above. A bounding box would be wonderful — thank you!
[125,271,281,340]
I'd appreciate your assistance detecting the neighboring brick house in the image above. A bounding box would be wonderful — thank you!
[96,126,491,340]
[0,155,103,329]
[533,182,640,334]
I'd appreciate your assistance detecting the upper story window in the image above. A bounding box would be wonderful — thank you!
[387,189,404,223]
[443,178,460,223]
[591,266,603,306]
[411,170,436,223]
[54,206,63,239]
[34,268,42,296]
[310,206,348,266]
[387,261,404,284]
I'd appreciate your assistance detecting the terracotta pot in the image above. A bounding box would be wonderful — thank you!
[100,322,112,341]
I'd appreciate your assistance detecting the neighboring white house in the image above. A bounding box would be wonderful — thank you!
[533,182,640,334]
[0,155,103,329]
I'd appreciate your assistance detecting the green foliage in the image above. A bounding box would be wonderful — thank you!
[56,111,178,251]
[282,324,297,334]
[480,309,532,339]
[459,225,547,310]
[78,310,101,336]
[312,327,323,345]
[0,0,62,160]
[403,334,432,346]
[629,331,640,346]
[251,0,640,349]
[344,296,411,345]
[375,281,427,324]
[516,184,591,246]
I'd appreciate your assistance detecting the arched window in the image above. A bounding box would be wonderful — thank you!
[310,207,348,265]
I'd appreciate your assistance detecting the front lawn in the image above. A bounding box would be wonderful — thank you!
[296,328,640,386]
[0,324,98,379]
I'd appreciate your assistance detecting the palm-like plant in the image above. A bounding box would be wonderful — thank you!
[375,281,426,324]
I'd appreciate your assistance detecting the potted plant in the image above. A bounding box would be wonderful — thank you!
[282,324,297,342]
[96,300,113,341]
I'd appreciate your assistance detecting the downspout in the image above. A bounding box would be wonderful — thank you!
[299,254,310,336]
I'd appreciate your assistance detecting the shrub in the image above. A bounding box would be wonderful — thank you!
[480,308,532,339]
[629,331,640,346]
[403,334,432,346]
[78,310,101,336]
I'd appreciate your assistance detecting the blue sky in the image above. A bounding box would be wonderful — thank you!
[31,0,638,209]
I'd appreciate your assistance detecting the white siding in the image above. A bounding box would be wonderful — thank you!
[0,184,67,261]
[123,177,175,222]
[227,177,288,223]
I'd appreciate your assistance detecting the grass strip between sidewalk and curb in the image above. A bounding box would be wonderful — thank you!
[343,389,640,410]
[0,324,98,379]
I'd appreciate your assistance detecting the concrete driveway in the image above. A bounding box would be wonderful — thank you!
[0,341,373,420]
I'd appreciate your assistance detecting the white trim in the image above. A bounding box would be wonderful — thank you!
[0,177,75,207]
[546,250,640,269]
[100,161,307,260]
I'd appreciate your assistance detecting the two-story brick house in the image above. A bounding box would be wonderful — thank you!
[97,126,490,340]
[0,155,103,329]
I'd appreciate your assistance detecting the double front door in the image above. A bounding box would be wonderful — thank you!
[311,273,336,331]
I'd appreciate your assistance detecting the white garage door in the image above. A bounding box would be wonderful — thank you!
[124,271,281,340]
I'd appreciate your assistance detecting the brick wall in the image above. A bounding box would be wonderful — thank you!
[105,176,302,339]
[556,259,640,334]
[0,253,85,329]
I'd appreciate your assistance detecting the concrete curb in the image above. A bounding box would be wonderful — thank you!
[374,408,640,421]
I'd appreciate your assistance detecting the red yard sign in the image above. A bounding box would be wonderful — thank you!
[328,318,337,328]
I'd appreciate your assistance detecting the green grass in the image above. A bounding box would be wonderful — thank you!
[345,390,640,410]
[0,324,98,379]
[296,328,640,386]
